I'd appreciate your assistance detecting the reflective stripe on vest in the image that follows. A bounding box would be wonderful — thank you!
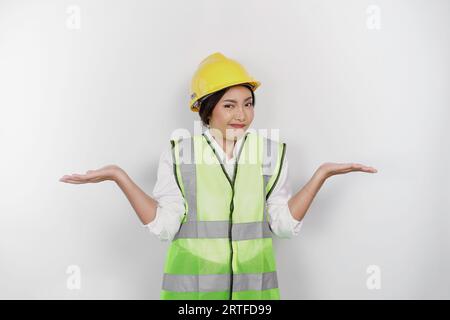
[163,271,278,292]
[173,220,272,240]
[161,131,286,300]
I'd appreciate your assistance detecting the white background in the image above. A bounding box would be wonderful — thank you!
[0,0,449,299]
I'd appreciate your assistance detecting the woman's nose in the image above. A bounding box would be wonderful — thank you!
[234,106,245,120]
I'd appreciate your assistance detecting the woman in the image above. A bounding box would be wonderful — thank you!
[59,52,377,300]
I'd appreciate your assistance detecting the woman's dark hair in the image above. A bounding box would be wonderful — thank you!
[198,84,255,127]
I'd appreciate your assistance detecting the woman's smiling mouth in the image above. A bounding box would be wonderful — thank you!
[229,124,245,128]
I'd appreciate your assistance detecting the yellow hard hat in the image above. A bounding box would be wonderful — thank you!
[189,52,261,112]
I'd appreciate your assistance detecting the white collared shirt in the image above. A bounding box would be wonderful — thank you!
[144,127,303,241]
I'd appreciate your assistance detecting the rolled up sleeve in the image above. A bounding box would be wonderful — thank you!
[143,146,185,242]
[266,154,304,239]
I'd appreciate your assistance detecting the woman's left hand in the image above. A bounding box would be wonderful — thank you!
[319,162,378,179]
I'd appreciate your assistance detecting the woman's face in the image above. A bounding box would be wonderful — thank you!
[208,85,254,142]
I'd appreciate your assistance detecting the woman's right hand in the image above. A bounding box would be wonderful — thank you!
[59,164,122,184]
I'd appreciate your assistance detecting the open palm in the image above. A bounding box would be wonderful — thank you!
[59,164,120,184]
[320,162,378,178]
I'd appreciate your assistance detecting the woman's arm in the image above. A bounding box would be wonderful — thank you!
[288,163,377,222]
[60,164,158,225]
[288,168,327,222]
[114,168,158,225]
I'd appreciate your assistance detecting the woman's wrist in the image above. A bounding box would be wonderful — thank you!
[315,165,330,182]
[111,165,126,183]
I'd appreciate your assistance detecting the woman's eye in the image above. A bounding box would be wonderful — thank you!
[224,104,233,108]
[245,103,253,107]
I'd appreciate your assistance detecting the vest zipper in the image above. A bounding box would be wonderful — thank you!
[202,132,250,300]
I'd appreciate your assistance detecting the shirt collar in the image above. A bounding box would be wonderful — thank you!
[203,127,250,164]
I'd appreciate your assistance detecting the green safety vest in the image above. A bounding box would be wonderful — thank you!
[160,131,286,300]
